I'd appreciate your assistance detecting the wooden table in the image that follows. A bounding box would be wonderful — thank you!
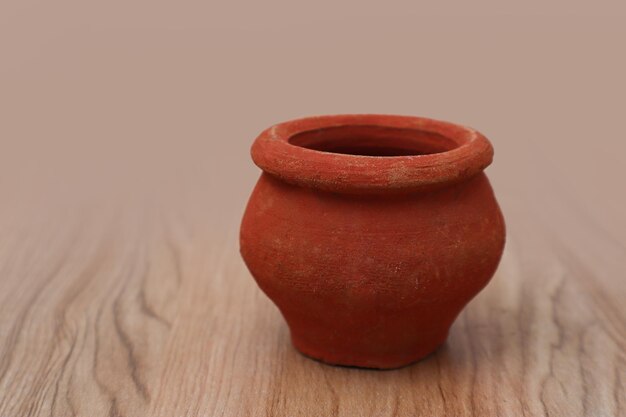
[1,4,624,416]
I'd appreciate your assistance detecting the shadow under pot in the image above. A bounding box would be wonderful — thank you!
[240,114,505,369]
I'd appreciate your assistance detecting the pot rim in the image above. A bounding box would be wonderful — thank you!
[251,114,493,194]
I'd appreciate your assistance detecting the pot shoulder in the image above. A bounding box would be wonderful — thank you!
[240,173,505,308]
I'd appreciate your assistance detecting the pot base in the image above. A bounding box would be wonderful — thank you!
[290,331,449,370]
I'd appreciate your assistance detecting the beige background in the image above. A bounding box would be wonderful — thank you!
[1,1,625,227]
[0,1,625,416]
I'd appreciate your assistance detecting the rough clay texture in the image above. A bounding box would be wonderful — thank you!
[240,115,505,369]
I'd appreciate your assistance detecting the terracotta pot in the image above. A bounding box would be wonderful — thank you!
[240,115,505,369]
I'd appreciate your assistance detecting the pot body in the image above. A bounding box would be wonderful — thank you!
[240,171,505,369]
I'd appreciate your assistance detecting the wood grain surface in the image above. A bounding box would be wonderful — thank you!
[1,2,625,416]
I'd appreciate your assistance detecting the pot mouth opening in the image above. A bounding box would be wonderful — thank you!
[288,125,457,157]
[251,115,494,194]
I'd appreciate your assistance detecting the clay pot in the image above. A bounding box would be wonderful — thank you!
[240,115,505,369]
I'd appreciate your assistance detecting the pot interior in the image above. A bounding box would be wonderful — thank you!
[288,125,458,157]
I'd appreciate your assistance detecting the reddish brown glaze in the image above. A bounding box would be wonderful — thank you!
[240,115,505,369]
